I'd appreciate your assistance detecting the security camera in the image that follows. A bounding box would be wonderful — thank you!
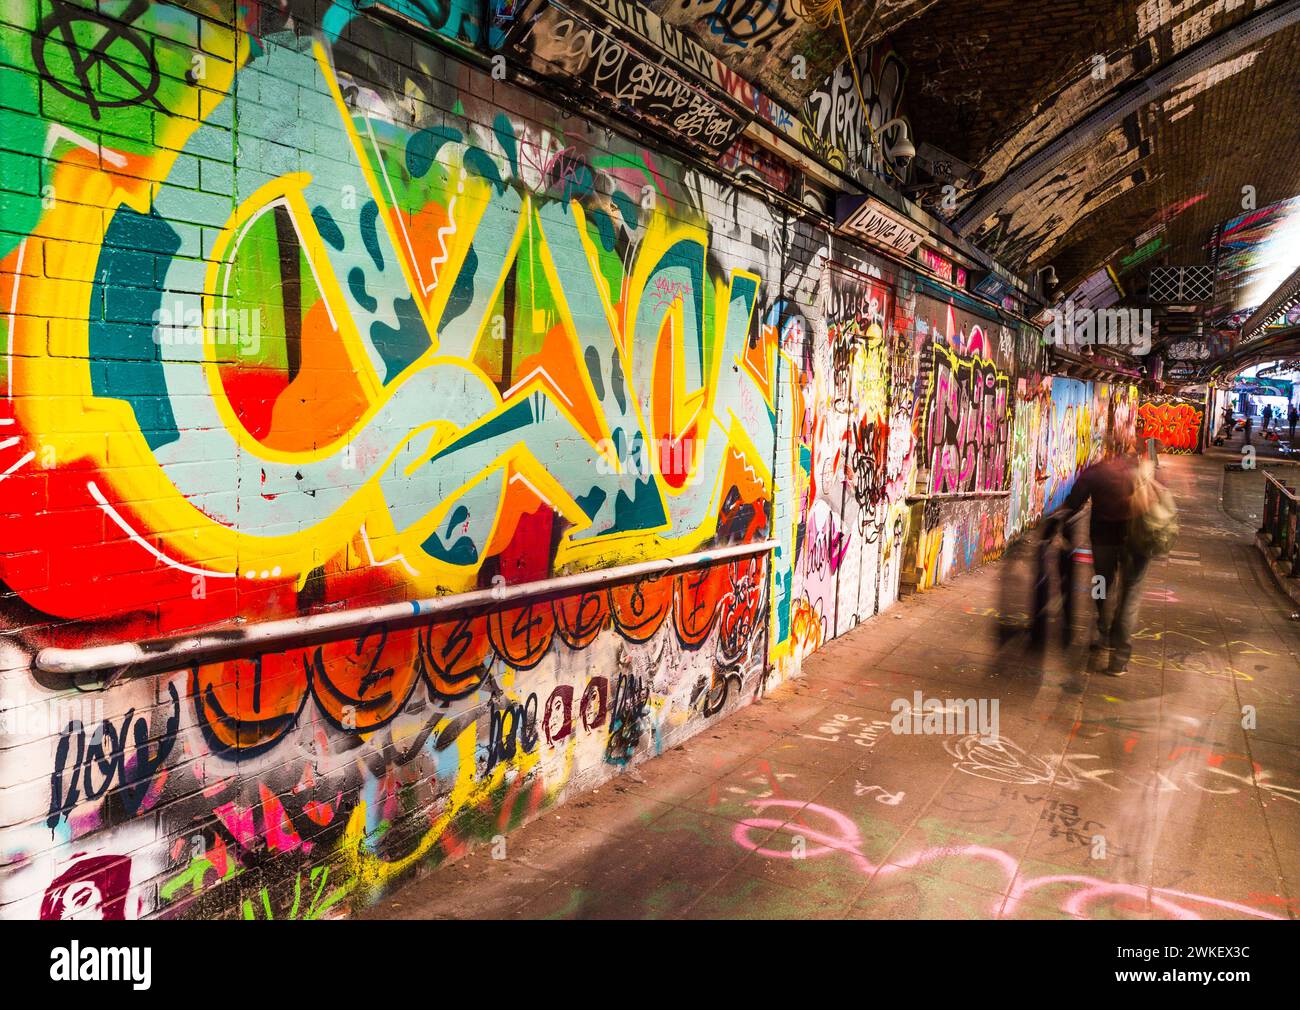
[877,118,915,171]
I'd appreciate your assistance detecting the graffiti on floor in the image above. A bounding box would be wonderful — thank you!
[945,731,1300,808]
[734,799,1283,919]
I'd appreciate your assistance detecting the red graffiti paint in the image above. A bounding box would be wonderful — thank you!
[1137,399,1203,452]
[609,575,673,641]
[674,564,729,646]
[40,855,134,920]
[309,626,421,731]
[420,614,492,699]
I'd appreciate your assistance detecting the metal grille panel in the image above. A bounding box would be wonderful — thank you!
[1149,266,1215,303]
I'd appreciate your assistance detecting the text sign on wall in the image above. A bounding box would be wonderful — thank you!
[837,196,926,256]
[508,0,747,153]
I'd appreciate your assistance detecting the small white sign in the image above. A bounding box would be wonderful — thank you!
[844,200,925,255]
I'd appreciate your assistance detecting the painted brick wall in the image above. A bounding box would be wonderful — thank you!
[0,1,1136,920]
[0,0,785,919]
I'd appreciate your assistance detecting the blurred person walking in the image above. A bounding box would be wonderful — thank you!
[1045,442,1176,675]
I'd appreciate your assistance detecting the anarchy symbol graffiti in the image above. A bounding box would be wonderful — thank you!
[33,0,167,120]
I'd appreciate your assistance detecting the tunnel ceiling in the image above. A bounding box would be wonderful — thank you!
[658,0,1300,347]
[646,0,942,107]
[892,0,1300,333]
[888,0,1300,326]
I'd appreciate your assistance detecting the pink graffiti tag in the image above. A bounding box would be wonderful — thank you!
[650,276,691,312]
[733,799,1282,919]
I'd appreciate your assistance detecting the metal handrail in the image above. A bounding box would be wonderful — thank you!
[1259,471,1300,581]
[35,539,778,682]
[1264,470,1299,502]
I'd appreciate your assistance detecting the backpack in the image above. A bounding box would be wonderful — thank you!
[1128,459,1178,557]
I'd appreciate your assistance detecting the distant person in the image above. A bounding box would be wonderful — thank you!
[1220,404,1235,439]
[1289,404,1298,442]
[1263,404,1273,432]
[1046,447,1163,676]
[1244,414,1253,444]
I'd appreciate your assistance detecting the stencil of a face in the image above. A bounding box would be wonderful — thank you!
[40,856,132,920]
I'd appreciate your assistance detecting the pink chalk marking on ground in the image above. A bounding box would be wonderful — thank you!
[733,799,1282,920]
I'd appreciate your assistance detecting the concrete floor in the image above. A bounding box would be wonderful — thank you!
[1214,421,1299,461]
[361,454,1300,920]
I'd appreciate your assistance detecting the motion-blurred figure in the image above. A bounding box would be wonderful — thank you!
[1045,448,1153,676]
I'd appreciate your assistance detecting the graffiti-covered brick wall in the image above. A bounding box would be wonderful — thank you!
[768,218,828,677]
[777,235,925,659]
[900,300,1137,588]
[1137,391,1206,454]
[0,0,788,920]
[0,0,1150,921]
[902,291,1017,589]
[1008,378,1137,541]
[1007,376,1051,538]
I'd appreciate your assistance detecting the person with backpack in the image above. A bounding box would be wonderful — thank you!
[1044,445,1176,675]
